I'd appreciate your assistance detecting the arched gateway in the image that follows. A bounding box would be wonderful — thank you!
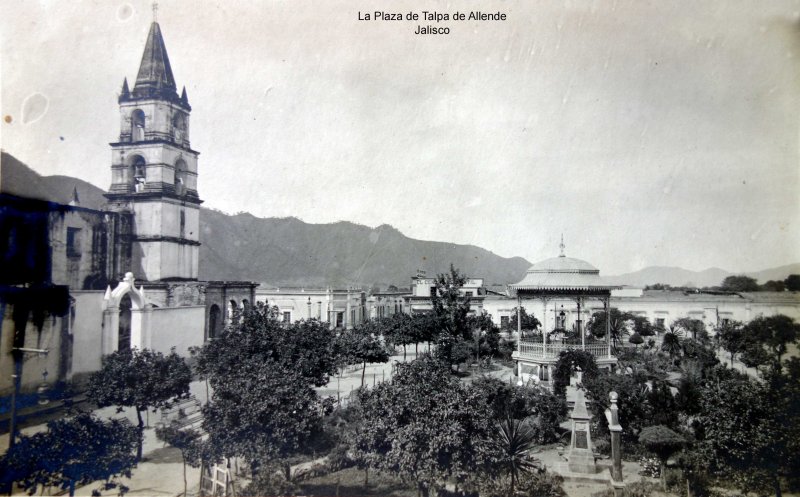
[509,238,618,387]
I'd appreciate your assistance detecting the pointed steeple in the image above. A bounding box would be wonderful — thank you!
[181,86,188,104]
[132,22,177,99]
[121,77,130,97]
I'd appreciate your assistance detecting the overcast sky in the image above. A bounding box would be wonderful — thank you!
[2,0,798,276]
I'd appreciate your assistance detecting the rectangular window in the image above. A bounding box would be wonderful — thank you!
[655,318,665,329]
[66,227,82,257]
[282,311,291,324]
[465,291,473,297]
[500,316,510,328]
[430,286,437,296]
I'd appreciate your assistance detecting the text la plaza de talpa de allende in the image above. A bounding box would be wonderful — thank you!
[358,10,507,35]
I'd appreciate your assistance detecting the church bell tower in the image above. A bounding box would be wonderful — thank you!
[105,20,201,282]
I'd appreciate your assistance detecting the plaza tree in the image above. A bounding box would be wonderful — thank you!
[671,317,708,342]
[336,325,391,387]
[202,357,329,482]
[430,265,473,364]
[472,377,567,444]
[588,308,632,348]
[0,413,139,496]
[785,274,800,291]
[630,314,656,337]
[194,301,338,387]
[467,310,501,364]
[382,313,414,359]
[742,314,799,370]
[696,366,798,496]
[350,356,503,496]
[155,424,202,497]
[638,425,685,490]
[505,307,542,336]
[552,349,600,397]
[585,370,652,445]
[716,320,746,367]
[86,348,192,460]
[629,332,644,349]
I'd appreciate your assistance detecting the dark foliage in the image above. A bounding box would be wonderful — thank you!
[0,413,138,496]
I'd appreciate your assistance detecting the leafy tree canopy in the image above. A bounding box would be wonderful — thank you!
[350,355,504,496]
[552,349,600,397]
[505,307,542,334]
[194,301,337,387]
[588,308,632,347]
[0,413,138,497]
[86,348,191,459]
[742,314,799,369]
[720,275,759,292]
[202,357,328,469]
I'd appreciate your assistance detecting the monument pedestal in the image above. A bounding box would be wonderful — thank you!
[567,388,597,474]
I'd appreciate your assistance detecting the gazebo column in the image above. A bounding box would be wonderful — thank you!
[577,296,584,350]
[516,295,522,339]
[541,297,548,355]
[605,297,612,359]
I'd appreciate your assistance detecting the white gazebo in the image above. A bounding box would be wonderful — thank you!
[509,240,619,386]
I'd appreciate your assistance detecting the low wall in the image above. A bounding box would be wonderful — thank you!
[149,305,205,356]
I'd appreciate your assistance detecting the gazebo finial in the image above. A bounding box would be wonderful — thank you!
[559,234,565,257]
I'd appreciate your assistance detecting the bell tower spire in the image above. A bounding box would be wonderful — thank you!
[105,16,201,282]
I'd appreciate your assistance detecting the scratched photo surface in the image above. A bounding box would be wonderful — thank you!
[2,2,800,495]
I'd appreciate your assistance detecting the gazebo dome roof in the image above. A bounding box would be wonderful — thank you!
[525,256,599,274]
[510,247,616,293]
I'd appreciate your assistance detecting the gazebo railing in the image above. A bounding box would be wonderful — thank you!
[516,340,609,359]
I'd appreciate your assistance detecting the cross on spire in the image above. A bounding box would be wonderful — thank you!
[152,1,158,22]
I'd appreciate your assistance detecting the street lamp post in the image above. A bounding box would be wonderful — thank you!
[8,347,49,451]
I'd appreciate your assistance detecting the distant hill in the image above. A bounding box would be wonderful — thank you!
[603,264,800,288]
[1,151,531,288]
[5,151,797,289]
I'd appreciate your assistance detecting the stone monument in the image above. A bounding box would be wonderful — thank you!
[568,388,597,473]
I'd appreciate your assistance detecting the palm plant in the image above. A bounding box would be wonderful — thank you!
[496,417,540,496]
[660,329,683,363]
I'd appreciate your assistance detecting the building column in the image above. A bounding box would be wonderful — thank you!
[345,289,352,330]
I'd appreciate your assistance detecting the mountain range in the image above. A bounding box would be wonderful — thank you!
[2,151,797,289]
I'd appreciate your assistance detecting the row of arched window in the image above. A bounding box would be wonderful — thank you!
[207,299,251,340]
[129,109,186,143]
[130,155,187,193]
